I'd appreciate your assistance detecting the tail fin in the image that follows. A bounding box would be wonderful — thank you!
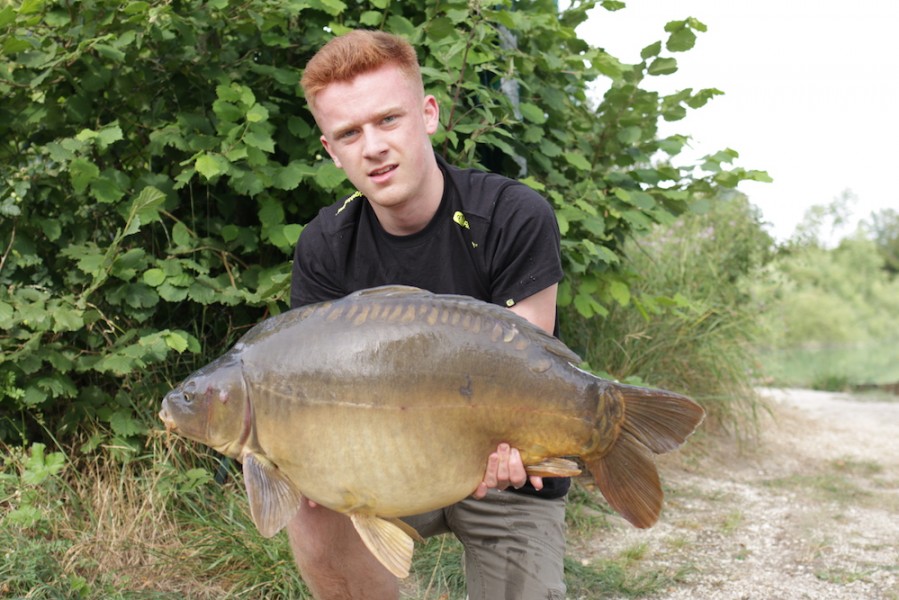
[584,385,705,529]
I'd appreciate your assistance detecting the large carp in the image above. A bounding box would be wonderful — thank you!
[159,286,704,578]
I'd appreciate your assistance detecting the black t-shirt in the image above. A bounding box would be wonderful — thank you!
[290,153,569,498]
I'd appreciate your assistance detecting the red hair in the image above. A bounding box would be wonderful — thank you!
[301,30,423,112]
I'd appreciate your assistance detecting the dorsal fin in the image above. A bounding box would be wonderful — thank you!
[350,285,424,298]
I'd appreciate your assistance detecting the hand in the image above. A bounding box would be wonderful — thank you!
[472,443,544,499]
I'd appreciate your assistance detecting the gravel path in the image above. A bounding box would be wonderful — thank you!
[575,388,899,599]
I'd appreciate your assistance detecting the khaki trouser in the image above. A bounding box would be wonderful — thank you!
[402,489,567,600]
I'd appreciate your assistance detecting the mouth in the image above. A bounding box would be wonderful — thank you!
[369,164,397,179]
[158,405,177,432]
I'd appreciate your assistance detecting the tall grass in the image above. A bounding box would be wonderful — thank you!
[3,436,680,599]
[563,195,772,438]
[1,432,308,599]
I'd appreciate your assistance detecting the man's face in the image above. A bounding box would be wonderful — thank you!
[314,64,440,213]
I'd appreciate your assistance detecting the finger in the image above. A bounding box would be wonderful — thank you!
[482,451,500,489]
[472,482,488,500]
[495,443,511,485]
[508,447,528,489]
[528,475,544,491]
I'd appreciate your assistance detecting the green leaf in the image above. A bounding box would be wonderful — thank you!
[258,197,285,228]
[163,331,189,353]
[213,100,243,122]
[616,126,641,145]
[314,162,347,190]
[312,0,346,16]
[574,292,608,319]
[386,15,415,37]
[520,176,545,192]
[427,16,455,41]
[283,224,303,246]
[640,41,661,60]
[52,307,84,332]
[90,174,126,204]
[244,127,275,152]
[130,186,166,228]
[608,280,630,306]
[69,158,100,194]
[0,6,16,27]
[19,0,44,15]
[648,57,678,76]
[122,1,150,14]
[172,222,192,247]
[109,410,145,437]
[245,103,269,123]
[143,268,166,286]
[666,26,696,52]
[216,84,241,103]
[359,10,381,26]
[94,43,125,62]
[273,161,312,190]
[97,124,124,148]
[563,151,592,172]
[72,248,106,278]
[195,154,229,179]
[519,102,547,124]
[188,280,217,304]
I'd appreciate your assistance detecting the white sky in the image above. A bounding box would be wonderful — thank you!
[573,0,899,243]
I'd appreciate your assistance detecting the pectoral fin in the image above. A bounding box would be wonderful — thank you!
[350,513,416,578]
[242,453,304,538]
[525,457,582,477]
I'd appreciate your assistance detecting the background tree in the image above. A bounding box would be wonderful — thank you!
[864,208,899,276]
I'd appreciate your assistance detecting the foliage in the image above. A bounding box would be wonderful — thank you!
[753,203,899,388]
[562,193,774,435]
[863,207,899,276]
[0,0,766,446]
[746,191,899,388]
[756,235,899,349]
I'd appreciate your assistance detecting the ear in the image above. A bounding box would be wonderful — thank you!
[423,95,440,135]
[320,134,342,168]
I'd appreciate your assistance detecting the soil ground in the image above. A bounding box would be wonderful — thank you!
[574,387,899,599]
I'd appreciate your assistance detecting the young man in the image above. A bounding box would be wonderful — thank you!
[289,30,568,599]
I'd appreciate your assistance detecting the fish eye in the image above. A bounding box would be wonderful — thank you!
[180,381,197,403]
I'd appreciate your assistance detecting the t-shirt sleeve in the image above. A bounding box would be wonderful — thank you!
[487,184,563,308]
[290,216,345,309]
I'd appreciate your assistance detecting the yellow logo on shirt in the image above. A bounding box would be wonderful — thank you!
[336,191,363,215]
[453,211,470,229]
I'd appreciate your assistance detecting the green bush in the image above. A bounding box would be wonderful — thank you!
[0,0,766,447]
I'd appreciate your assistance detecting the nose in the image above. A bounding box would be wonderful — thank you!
[362,126,388,159]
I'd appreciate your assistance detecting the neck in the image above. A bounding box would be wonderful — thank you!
[372,157,445,236]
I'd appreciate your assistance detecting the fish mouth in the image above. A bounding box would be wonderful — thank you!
[158,403,177,432]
